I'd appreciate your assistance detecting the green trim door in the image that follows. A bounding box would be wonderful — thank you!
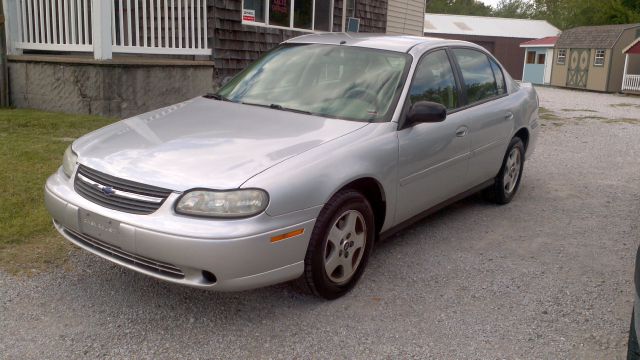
[566,49,590,88]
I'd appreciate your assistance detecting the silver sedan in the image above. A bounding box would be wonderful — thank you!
[45,33,539,299]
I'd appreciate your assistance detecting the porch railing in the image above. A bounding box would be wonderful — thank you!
[622,74,640,92]
[3,0,210,59]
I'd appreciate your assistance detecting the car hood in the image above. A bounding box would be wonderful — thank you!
[74,97,368,191]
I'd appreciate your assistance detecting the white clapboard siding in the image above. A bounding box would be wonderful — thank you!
[386,0,425,36]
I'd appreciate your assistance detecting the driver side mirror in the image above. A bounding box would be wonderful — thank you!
[406,101,447,126]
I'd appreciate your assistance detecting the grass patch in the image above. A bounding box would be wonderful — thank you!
[572,115,609,121]
[539,112,561,121]
[538,107,562,121]
[0,108,114,274]
[604,118,640,125]
[561,108,598,113]
[611,103,640,109]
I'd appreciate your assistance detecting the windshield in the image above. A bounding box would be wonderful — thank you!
[217,44,411,122]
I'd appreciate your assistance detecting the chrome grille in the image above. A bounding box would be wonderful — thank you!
[62,226,185,279]
[74,165,172,215]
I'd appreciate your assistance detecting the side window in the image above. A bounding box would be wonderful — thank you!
[526,51,536,64]
[594,49,605,66]
[409,50,459,110]
[489,58,506,95]
[557,49,566,65]
[453,48,498,104]
[537,53,546,64]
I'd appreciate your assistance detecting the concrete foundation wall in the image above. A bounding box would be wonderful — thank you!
[8,56,215,119]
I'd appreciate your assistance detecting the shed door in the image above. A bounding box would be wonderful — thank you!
[566,49,590,88]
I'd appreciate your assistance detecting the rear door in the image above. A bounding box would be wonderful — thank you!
[450,48,514,187]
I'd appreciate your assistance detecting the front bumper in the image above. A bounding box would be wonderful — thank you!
[45,168,321,291]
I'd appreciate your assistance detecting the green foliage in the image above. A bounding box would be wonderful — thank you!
[568,0,640,28]
[427,0,640,30]
[0,108,113,273]
[534,0,640,29]
[493,0,536,18]
[426,0,493,16]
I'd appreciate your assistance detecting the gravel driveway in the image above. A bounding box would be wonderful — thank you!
[2,87,640,359]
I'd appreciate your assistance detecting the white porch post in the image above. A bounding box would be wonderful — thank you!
[91,0,112,60]
[2,0,23,55]
[622,53,629,91]
[342,0,347,32]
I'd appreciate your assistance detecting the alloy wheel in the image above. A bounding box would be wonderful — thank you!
[503,147,522,194]
[323,210,367,285]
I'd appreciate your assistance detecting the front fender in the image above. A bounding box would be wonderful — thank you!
[242,122,399,232]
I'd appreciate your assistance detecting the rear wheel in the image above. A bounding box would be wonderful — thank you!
[485,137,525,204]
[296,189,375,300]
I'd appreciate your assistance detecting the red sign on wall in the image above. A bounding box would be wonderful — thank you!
[242,9,256,22]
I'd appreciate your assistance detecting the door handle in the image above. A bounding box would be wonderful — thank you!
[455,126,468,137]
[505,112,514,120]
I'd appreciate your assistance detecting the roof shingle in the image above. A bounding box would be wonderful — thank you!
[556,24,640,49]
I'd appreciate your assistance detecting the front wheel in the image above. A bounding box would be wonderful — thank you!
[485,137,525,204]
[297,189,375,300]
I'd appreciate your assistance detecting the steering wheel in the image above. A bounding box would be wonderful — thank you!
[344,87,380,110]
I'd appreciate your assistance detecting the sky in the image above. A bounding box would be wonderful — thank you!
[478,0,502,7]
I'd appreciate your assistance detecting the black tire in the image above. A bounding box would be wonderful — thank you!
[295,189,375,300]
[629,310,640,360]
[484,137,525,205]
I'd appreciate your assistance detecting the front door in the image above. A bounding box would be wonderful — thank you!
[566,49,590,88]
[396,49,470,223]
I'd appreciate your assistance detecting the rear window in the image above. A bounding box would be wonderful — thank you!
[453,48,499,104]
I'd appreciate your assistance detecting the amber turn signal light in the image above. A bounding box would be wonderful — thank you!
[271,229,304,243]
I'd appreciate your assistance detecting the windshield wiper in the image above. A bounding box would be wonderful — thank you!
[240,102,313,115]
[268,103,312,115]
[203,93,232,101]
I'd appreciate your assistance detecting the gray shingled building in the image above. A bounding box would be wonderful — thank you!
[550,23,640,92]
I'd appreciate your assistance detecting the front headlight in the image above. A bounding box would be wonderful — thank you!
[62,145,78,178]
[175,189,269,218]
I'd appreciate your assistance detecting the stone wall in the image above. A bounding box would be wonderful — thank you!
[8,56,214,118]
[6,0,389,117]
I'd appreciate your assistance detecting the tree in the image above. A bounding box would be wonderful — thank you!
[493,0,536,18]
[494,0,640,29]
[531,0,574,29]
[554,0,640,29]
[427,0,640,30]
[426,0,493,16]
[621,0,640,13]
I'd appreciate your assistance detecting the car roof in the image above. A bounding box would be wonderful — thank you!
[284,33,466,53]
